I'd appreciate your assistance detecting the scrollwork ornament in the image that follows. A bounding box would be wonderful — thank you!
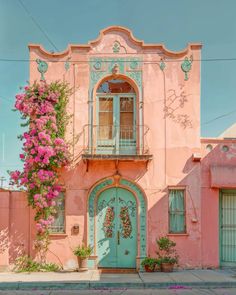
[36,59,48,80]
[181,55,193,81]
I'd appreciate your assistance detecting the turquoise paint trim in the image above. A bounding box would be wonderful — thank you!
[88,178,147,267]
[169,189,185,233]
[3,280,236,291]
[219,190,222,267]
[219,189,236,267]
[87,259,96,268]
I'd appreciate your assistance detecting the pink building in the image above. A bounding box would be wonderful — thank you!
[1,26,236,271]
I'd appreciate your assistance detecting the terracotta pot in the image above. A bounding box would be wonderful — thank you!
[161,262,174,272]
[144,265,155,272]
[77,257,88,271]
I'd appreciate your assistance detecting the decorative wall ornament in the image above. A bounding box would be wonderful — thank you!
[93,61,102,70]
[130,60,138,70]
[181,55,193,81]
[113,41,120,53]
[103,207,115,238]
[36,59,48,81]
[64,58,70,71]
[159,59,166,71]
[89,57,142,92]
[112,63,119,77]
[120,206,132,238]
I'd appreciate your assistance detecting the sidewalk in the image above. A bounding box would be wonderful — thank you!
[0,269,236,290]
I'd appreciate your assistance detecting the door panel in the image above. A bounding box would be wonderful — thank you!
[96,187,137,268]
[97,188,117,267]
[117,188,137,268]
[220,191,236,266]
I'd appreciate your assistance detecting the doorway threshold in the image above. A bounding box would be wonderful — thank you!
[98,268,137,274]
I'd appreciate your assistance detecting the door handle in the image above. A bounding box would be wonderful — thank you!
[117,230,120,245]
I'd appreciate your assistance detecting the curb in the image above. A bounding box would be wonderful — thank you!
[1,281,236,290]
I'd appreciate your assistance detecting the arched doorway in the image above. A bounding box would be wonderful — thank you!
[87,176,147,270]
[95,78,137,155]
[96,187,137,268]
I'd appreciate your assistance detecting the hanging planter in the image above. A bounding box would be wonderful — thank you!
[120,206,132,238]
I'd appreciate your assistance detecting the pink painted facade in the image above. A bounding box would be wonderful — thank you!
[1,26,236,271]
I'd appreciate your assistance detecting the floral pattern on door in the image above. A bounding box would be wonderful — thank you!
[103,207,115,238]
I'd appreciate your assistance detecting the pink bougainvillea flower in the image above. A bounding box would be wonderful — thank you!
[10,81,70,237]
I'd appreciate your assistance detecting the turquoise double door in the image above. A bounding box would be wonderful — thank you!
[96,187,137,268]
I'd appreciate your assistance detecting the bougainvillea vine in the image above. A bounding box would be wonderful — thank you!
[10,81,70,242]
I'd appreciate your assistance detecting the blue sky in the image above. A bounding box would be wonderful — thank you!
[1,0,236,183]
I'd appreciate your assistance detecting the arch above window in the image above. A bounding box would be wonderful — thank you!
[97,78,135,94]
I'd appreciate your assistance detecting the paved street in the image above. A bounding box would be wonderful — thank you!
[1,288,236,294]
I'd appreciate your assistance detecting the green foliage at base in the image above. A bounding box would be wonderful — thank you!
[141,257,161,270]
[14,255,61,272]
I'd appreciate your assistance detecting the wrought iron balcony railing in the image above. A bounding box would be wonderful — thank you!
[82,124,150,157]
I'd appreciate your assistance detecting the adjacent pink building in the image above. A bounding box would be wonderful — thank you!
[1,26,236,271]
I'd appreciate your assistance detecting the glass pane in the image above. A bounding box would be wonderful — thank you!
[99,112,113,126]
[120,113,133,126]
[170,213,185,233]
[99,98,113,111]
[169,190,185,233]
[120,97,134,112]
[49,192,65,233]
[120,113,133,139]
[99,113,113,139]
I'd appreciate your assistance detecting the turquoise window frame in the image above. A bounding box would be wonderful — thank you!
[219,189,236,267]
[96,93,136,154]
[168,188,186,234]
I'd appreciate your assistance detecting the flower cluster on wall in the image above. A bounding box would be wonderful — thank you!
[10,81,70,242]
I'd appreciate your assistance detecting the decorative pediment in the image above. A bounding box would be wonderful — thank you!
[28,26,202,58]
[88,26,145,54]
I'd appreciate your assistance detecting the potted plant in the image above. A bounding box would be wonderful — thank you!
[73,244,93,271]
[141,257,160,272]
[156,236,178,272]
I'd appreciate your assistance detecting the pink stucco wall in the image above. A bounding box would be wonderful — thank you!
[1,27,236,270]
[200,139,236,268]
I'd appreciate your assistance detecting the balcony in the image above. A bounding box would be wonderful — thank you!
[81,125,152,161]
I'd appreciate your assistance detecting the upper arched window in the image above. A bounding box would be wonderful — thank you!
[95,78,136,154]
